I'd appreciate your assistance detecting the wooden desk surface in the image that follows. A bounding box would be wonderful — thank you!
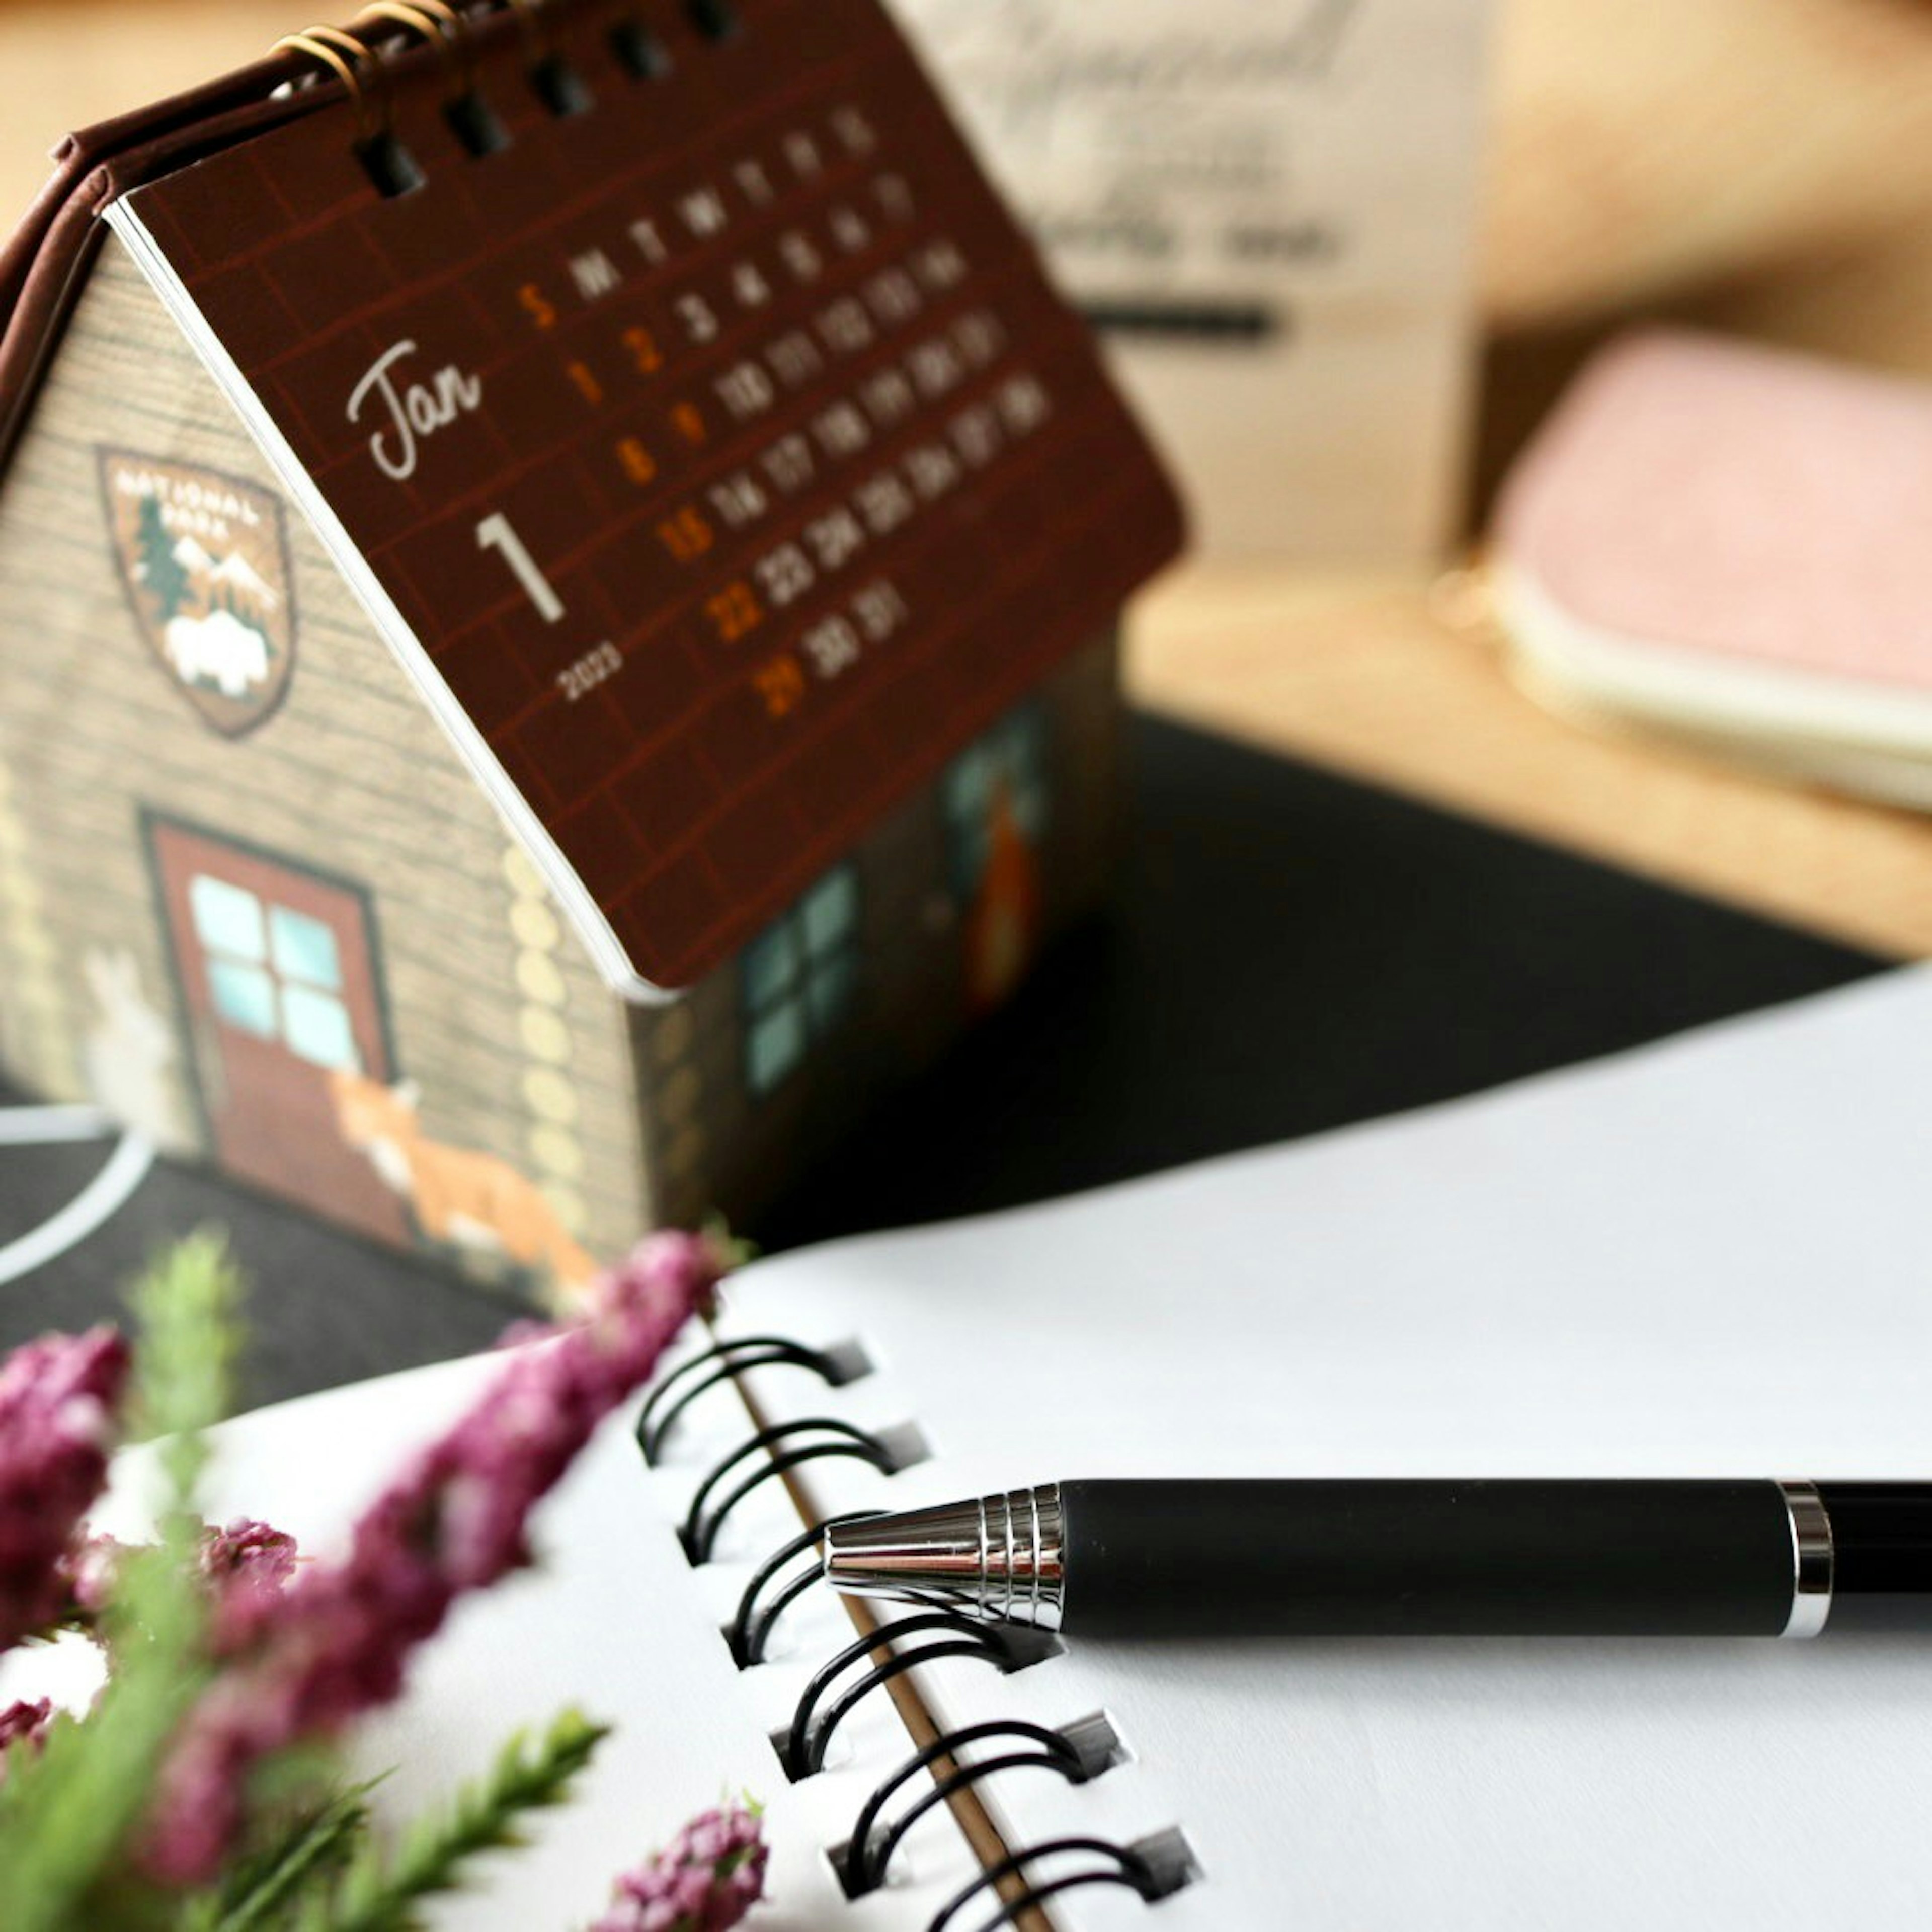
[1130,566,1932,963]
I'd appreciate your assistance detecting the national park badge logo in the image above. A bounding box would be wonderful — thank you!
[99,452,296,737]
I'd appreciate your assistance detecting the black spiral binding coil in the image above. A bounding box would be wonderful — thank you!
[270,0,746,199]
[642,1338,1199,1927]
[727,1508,884,1667]
[637,1333,870,1466]
[680,1416,911,1563]
[929,1838,1176,1932]
[782,1609,1032,1782]
[842,1718,1106,1897]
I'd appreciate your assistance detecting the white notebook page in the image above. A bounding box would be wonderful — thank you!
[1,1344,988,1932]
[722,968,1932,1930]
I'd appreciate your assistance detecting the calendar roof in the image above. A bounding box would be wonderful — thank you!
[6,0,1183,994]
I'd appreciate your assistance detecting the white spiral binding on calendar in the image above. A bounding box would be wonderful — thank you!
[272,0,743,197]
[637,1336,1199,1929]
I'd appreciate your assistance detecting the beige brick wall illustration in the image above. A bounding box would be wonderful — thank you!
[0,236,649,1267]
[501,843,655,1250]
[0,234,1125,1271]
[0,754,76,1099]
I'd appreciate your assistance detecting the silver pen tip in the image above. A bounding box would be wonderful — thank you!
[822,1485,1065,1628]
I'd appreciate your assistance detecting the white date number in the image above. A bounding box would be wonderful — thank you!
[557,641,624,702]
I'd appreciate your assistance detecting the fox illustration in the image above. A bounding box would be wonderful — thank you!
[962,780,1043,1013]
[329,1070,599,1302]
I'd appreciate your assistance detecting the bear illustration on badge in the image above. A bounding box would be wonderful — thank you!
[98,451,297,737]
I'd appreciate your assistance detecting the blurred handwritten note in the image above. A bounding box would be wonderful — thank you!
[890,0,1493,559]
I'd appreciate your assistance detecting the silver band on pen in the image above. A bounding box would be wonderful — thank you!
[1779,1479,1834,1639]
[980,1484,1065,1630]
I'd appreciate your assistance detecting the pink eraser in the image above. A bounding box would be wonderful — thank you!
[1497,329,1932,691]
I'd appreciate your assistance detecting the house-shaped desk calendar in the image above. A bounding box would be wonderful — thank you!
[0,0,1182,1300]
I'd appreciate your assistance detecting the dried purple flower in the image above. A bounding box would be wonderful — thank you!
[590,1803,768,1932]
[61,1533,126,1621]
[144,1232,727,1884]
[0,1695,53,1770]
[26,1522,292,1659]
[0,1327,130,1653]
[199,1519,299,1606]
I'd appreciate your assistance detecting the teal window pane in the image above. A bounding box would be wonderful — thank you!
[806,953,855,1032]
[747,1002,806,1094]
[740,867,862,1096]
[742,924,798,1013]
[801,867,857,956]
[943,745,990,827]
[1012,777,1049,843]
[270,907,342,990]
[281,985,358,1070]
[190,875,265,962]
[208,959,275,1036]
[998,714,1050,833]
[943,704,1053,900]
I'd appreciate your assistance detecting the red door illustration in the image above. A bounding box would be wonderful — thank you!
[150,822,409,1245]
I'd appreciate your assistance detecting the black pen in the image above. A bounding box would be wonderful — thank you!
[822,1479,1932,1638]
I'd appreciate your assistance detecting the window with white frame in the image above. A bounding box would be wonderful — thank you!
[740,864,860,1096]
[941,704,1051,901]
[189,874,361,1071]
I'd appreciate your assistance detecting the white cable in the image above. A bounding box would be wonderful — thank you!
[0,1134,155,1288]
[0,1105,115,1146]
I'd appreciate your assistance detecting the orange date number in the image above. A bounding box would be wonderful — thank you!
[706,581,764,644]
[658,506,714,562]
[754,653,806,719]
[617,436,658,486]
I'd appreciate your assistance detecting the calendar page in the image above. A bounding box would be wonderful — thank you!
[107,0,1182,992]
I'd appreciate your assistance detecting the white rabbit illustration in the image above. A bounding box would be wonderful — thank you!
[81,947,190,1150]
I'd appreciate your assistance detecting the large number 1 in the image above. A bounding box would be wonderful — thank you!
[477,512,564,624]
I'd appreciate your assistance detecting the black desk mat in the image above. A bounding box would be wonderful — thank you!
[0,716,1885,1406]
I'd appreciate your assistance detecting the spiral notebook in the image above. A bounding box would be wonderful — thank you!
[45,967,1932,1929]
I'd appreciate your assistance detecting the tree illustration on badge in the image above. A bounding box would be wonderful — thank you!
[100,450,298,738]
[135,492,192,624]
